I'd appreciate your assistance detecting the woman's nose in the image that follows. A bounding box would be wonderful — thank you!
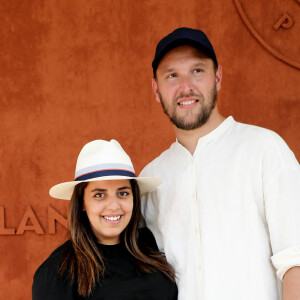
[106,196,120,210]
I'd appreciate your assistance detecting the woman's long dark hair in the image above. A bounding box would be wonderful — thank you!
[60,179,176,296]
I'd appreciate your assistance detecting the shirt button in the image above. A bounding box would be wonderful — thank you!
[198,265,201,271]
[195,228,199,234]
[192,193,196,199]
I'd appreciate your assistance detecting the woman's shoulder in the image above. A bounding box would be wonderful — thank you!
[137,227,159,251]
[34,239,73,277]
[32,240,76,299]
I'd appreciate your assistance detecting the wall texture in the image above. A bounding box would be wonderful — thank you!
[0,0,299,299]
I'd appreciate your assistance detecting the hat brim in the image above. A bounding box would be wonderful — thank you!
[49,175,161,200]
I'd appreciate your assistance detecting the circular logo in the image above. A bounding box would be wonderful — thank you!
[234,0,300,69]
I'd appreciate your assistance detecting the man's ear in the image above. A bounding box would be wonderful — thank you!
[215,66,222,92]
[152,78,161,103]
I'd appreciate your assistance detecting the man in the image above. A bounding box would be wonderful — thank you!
[140,27,300,300]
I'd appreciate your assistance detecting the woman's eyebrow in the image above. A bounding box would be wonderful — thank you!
[90,188,107,192]
[117,186,131,191]
[90,186,131,192]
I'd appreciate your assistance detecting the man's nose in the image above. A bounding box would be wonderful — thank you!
[178,75,193,94]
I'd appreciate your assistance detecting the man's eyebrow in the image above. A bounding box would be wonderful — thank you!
[161,62,207,73]
[193,62,207,67]
[161,67,175,74]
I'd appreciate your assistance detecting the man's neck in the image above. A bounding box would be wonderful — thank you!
[174,109,225,155]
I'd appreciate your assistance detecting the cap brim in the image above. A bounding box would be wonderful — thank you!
[49,176,161,200]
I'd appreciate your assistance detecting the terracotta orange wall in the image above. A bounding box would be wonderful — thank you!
[1,1,299,299]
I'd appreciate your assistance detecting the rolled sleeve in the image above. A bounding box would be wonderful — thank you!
[271,246,300,280]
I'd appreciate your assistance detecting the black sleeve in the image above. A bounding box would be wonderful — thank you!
[138,227,159,251]
[32,267,75,300]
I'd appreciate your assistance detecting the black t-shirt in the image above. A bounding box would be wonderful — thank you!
[32,228,178,299]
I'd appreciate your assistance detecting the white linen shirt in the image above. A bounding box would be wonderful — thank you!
[140,117,300,300]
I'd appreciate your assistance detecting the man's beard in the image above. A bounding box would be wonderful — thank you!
[159,84,218,131]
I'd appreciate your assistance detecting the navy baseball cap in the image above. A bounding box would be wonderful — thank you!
[152,27,218,76]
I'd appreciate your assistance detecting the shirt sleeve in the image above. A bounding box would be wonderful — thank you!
[32,266,75,300]
[271,246,300,280]
[140,164,165,252]
[263,132,300,280]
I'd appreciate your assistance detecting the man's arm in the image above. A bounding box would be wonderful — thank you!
[283,266,300,300]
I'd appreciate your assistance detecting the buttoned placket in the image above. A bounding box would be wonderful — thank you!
[174,120,235,299]
[193,141,207,300]
[187,147,204,300]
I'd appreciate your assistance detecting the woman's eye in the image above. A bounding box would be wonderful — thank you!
[119,191,130,197]
[94,193,104,198]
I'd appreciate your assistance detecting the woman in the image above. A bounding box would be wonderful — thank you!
[32,139,177,299]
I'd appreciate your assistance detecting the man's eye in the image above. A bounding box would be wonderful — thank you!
[168,73,177,78]
[194,68,202,73]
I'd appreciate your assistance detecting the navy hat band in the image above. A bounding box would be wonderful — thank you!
[75,169,136,181]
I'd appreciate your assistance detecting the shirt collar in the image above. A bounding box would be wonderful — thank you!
[196,116,235,145]
[173,116,235,152]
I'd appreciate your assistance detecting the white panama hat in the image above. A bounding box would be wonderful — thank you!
[49,139,161,200]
